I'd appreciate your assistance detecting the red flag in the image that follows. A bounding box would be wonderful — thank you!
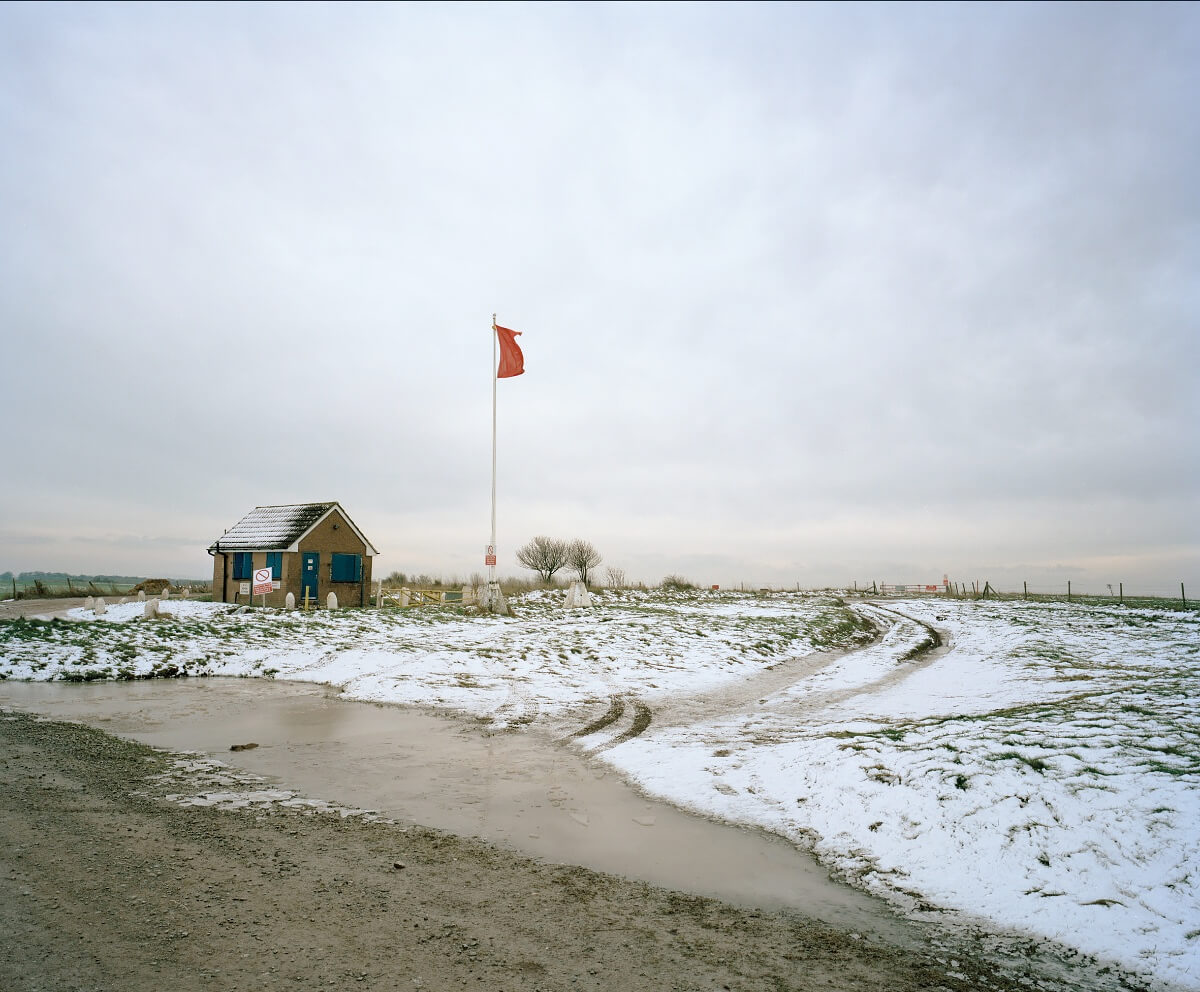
[495,325,525,378]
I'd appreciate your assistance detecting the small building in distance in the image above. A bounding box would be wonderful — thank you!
[208,502,378,607]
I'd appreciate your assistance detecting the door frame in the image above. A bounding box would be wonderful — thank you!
[301,552,319,605]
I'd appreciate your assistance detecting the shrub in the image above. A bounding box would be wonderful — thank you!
[661,574,697,591]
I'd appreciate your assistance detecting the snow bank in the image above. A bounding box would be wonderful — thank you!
[605,599,1199,988]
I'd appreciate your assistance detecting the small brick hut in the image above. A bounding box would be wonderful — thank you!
[208,502,378,607]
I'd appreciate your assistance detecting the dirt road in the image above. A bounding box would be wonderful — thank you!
[0,597,92,620]
[0,707,1054,992]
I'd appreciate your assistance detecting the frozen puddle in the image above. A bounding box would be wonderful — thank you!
[0,676,914,941]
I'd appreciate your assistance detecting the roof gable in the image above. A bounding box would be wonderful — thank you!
[209,502,337,552]
[286,503,378,556]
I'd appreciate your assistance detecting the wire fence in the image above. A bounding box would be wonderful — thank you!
[839,580,1193,608]
[599,579,1194,609]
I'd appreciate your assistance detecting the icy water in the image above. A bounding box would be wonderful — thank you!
[0,677,912,941]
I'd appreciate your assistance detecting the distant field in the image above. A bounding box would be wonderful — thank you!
[1,573,211,599]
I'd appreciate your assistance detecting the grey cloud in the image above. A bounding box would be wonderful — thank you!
[1,2,1196,590]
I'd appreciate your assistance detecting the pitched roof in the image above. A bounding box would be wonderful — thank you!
[208,502,338,552]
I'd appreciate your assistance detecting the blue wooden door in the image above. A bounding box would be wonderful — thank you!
[302,552,319,603]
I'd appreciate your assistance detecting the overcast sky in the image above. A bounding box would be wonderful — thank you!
[1,1,1197,592]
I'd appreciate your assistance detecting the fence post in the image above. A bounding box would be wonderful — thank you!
[1023,581,1027,599]
[872,581,877,595]
[1067,580,1071,602]
[1119,582,1123,604]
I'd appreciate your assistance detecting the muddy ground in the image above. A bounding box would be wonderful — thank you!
[0,706,1074,992]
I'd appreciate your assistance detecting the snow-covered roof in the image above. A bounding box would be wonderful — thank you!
[208,502,377,555]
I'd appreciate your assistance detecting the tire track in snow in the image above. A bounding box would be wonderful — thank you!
[570,694,654,753]
[611,699,653,744]
[607,605,950,737]
[865,602,944,657]
[562,603,950,747]
[790,602,950,713]
[718,605,953,744]
[635,619,887,733]
[571,694,625,738]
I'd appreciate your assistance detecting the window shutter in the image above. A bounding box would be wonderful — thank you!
[233,552,253,580]
[331,553,362,582]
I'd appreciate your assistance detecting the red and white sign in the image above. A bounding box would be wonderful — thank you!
[253,567,273,596]
[485,545,497,567]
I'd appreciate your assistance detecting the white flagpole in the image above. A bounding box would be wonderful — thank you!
[483,314,509,615]
[490,313,498,590]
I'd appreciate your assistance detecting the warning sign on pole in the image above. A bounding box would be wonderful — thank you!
[253,567,273,597]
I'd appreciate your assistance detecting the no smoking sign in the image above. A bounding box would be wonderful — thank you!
[253,567,273,596]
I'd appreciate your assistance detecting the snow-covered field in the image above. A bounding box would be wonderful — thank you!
[1,591,1196,988]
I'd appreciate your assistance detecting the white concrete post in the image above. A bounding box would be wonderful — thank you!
[565,579,593,609]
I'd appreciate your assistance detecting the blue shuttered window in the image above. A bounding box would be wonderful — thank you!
[232,552,253,580]
[330,553,362,582]
[265,552,283,578]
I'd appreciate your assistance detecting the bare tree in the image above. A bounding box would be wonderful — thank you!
[567,539,603,586]
[605,566,627,589]
[515,536,569,583]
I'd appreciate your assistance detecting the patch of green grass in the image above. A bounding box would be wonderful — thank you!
[1143,761,1198,777]
[59,668,110,682]
[992,751,1050,774]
